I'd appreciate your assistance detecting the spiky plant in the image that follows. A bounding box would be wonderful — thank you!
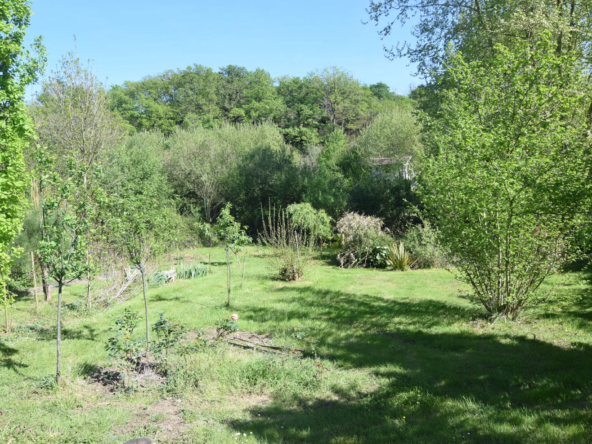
[387,242,417,271]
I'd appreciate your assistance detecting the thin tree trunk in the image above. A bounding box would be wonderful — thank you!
[56,281,63,382]
[86,266,92,312]
[242,253,246,288]
[31,252,39,314]
[208,239,212,273]
[4,305,8,333]
[40,257,51,301]
[140,265,150,355]
[226,249,231,307]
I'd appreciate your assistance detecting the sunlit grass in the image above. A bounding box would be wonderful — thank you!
[1,247,591,443]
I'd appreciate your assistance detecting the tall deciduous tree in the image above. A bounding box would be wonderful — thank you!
[31,52,125,304]
[419,38,591,319]
[366,0,592,79]
[0,0,45,327]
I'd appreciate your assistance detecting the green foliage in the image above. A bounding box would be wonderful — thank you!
[106,309,145,387]
[0,0,46,311]
[147,271,169,288]
[175,263,208,280]
[386,242,417,271]
[418,38,591,319]
[215,317,238,339]
[107,133,173,269]
[368,245,390,269]
[35,150,91,287]
[402,216,449,269]
[366,0,592,80]
[152,313,186,358]
[215,204,252,260]
[286,203,333,247]
[355,106,421,161]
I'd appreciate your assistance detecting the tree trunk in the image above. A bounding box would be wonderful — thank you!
[31,252,39,314]
[56,281,63,382]
[86,265,92,311]
[226,249,231,307]
[4,305,8,333]
[140,265,150,354]
[40,256,51,301]
[242,254,246,288]
[208,240,212,273]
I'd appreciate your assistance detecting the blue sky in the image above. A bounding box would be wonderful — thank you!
[25,0,419,97]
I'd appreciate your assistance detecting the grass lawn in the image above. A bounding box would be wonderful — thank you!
[1,247,591,443]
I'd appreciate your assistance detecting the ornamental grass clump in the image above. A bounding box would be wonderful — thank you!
[260,205,312,281]
[336,212,390,268]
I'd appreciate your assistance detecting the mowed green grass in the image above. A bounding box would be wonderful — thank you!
[1,247,591,443]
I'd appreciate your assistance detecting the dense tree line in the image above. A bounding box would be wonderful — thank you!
[108,65,412,147]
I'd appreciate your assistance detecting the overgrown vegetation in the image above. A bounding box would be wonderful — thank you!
[3,0,592,441]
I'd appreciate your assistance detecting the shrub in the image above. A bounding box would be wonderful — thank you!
[336,212,390,268]
[215,317,238,339]
[260,206,312,280]
[105,309,145,387]
[402,217,449,269]
[152,313,186,358]
[286,203,333,248]
[368,246,390,268]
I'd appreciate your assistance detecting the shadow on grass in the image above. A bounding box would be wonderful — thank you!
[0,340,28,374]
[230,286,592,443]
[21,323,100,342]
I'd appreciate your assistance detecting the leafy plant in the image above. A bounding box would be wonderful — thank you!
[105,309,145,387]
[215,203,252,265]
[286,203,333,248]
[152,313,186,358]
[418,38,590,319]
[215,317,238,339]
[176,263,208,279]
[0,0,46,335]
[368,246,390,269]
[387,242,417,271]
[402,214,449,269]
[148,271,169,288]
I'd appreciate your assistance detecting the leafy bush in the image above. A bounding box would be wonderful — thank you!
[336,212,390,268]
[286,203,333,247]
[105,309,145,387]
[176,263,208,279]
[148,271,169,287]
[215,317,238,339]
[152,313,186,358]
[387,242,417,271]
[368,246,390,268]
[402,217,449,269]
